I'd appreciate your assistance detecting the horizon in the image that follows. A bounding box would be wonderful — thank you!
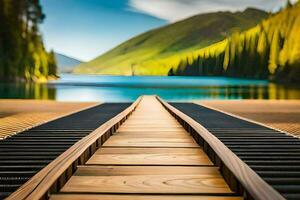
[40,0,295,61]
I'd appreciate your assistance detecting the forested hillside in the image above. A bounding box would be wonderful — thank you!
[0,0,57,82]
[74,8,267,75]
[169,1,300,83]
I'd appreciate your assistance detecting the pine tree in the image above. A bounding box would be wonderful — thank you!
[223,42,230,71]
[269,30,280,74]
[257,29,270,78]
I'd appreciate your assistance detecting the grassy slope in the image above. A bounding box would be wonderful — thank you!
[74,8,267,75]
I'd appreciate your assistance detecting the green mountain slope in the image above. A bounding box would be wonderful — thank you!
[170,1,300,83]
[74,8,268,75]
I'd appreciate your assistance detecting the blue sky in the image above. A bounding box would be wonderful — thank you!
[40,0,166,61]
[40,0,293,61]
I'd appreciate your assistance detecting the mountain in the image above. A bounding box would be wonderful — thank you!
[55,53,82,73]
[74,8,268,75]
[169,2,300,83]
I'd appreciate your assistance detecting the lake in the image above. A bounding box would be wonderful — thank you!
[1,74,300,102]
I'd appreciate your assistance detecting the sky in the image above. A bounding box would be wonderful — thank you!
[40,0,295,61]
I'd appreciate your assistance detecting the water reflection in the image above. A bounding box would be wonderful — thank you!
[0,82,56,100]
[0,75,299,102]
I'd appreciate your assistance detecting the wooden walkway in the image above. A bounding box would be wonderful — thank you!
[50,96,241,200]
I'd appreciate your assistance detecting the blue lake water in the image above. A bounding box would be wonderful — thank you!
[1,74,300,102]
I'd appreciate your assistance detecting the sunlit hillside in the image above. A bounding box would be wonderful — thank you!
[170,1,300,83]
[74,8,267,75]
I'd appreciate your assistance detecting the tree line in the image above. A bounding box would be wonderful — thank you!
[0,0,57,82]
[169,1,300,84]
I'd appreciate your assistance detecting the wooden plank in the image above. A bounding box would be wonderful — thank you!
[123,122,179,124]
[123,121,180,124]
[120,125,182,128]
[121,124,181,127]
[74,166,220,175]
[118,127,186,131]
[51,194,243,200]
[90,147,203,154]
[103,135,198,147]
[87,147,213,165]
[115,131,188,136]
[131,115,171,116]
[61,166,233,194]
[112,133,191,138]
[123,120,179,123]
[128,118,173,119]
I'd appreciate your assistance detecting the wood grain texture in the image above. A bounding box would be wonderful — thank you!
[117,127,186,131]
[116,130,187,134]
[158,97,284,200]
[112,132,191,138]
[0,100,97,139]
[104,96,198,148]
[61,175,231,194]
[103,136,198,147]
[61,166,232,194]
[87,147,213,165]
[120,125,183,128]
[50,194,243,200]
[74,165,221,176]
[123,120,180,124]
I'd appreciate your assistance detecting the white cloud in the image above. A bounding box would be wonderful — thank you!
[128,0,296,22]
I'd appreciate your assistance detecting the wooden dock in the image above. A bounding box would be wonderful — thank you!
[4,96,291,200]
[51,96,239,199]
